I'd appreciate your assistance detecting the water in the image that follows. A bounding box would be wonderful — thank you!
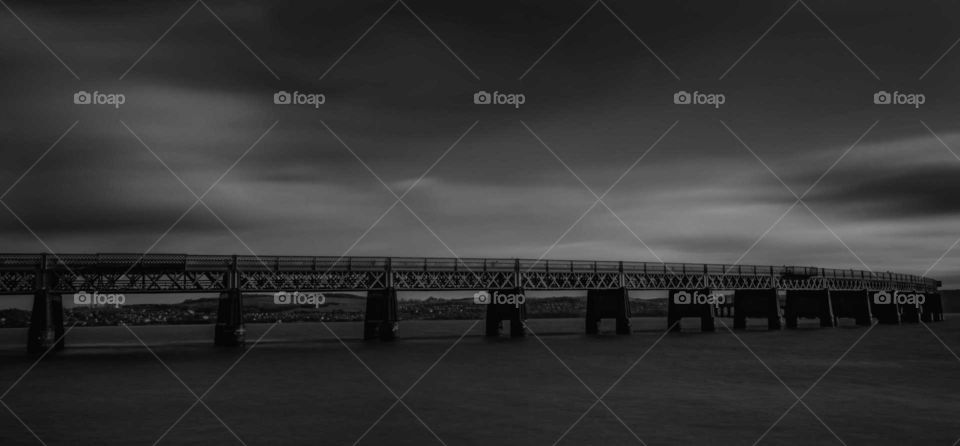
[0,318,679,349]
[1,317,958,445]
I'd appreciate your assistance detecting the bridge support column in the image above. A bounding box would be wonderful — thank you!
[869,290,901,324]
[919,292,935,323]
[899,292,922,324]
[784,289,834,328]
[900,307,920,323]
[733,289,781,330]
[484,288,526,338]
[830,290,873,326]
[27,290,65,354]
[214,289,245,346]
[365,288,399,341]
[925,293,943,322]
[585,288,631,335]
[717,300,735,318]
[667,289,716,332]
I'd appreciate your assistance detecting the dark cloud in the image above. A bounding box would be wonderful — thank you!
[806,164,960,219]
[1,0,959,285]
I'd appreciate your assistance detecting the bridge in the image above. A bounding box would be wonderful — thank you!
[0,253,944,353]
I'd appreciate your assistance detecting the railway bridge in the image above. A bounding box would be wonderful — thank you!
[0,254,943,352]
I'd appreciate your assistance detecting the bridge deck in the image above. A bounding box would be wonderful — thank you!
[0,254,939,294]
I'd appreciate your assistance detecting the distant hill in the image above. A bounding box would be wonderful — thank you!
[182,293,365,312]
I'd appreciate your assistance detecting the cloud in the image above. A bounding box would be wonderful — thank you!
[1,1,959,285]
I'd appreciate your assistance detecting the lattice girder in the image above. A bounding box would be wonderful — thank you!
[0,254,939,294]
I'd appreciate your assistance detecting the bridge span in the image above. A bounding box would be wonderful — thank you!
[0,254,943,353]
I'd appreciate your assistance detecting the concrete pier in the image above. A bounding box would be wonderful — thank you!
[585,288,631,335]
[829,290,872,326]
[484,288,527,337]
[869,290,901,324]
[364,288,399,341]
[898,291,923,324]
[784,290,834,328]
[924,293,944,322]
[733,289,781,330]
[27,290,64,353]
[667,289,717,332]
[214,289,245,346]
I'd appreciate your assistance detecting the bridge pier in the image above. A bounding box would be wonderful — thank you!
[485,288,526,338]
[829,290,873,326]
[27,290,65,353]
[899,292,922,324]
[784,289,834,328]
[717,300,735,318]
[365,288,399,341]
[733,289,781,330]
[214,289,245,346]
[869,290,901,324]
[919,292,935,323]
[901,304,920,323]
[667,289,716,332]
[585,288,631,335]
[925,292,943,322]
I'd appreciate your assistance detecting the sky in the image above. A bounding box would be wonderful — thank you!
[1,0,960,288]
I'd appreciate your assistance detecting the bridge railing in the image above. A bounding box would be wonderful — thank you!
[391,257,516,272]
[232,256,391,272]
[186,255,233,270]
[0,254,43,269]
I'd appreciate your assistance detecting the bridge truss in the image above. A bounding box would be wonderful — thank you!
[0,254,940,295]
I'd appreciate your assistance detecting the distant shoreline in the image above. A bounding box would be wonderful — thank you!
[0,296,669,328]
